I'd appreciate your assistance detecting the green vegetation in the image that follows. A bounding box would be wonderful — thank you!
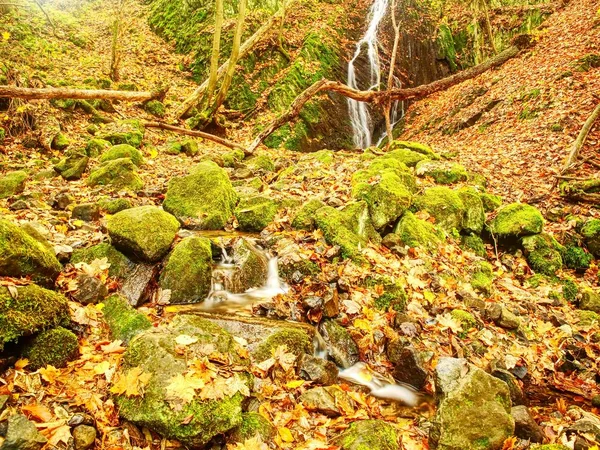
[23,327,79,370]
[102,294,152,343]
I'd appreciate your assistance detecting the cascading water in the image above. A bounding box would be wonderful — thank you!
[347,0,390,149]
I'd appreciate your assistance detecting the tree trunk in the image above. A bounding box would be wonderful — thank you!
[173,0,294,120]
[561,102,600,173]
[204,0,224,107]
[0,86,164,102]
[384,0,401,149]
[110,0,125,82]
[144,121,247,152]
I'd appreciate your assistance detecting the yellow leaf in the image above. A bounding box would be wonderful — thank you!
[423,290,436,302]
[2,31,10,41]
[93,360,111,376]
[285,379,305,389]
[278,427,294,442]
[175,334,198,346]
[165,373,205,404]
[110,367,152,397]
[353,318,371,331]
[38,365,61,384]
[147,147,158,159]
[14,358,29,370]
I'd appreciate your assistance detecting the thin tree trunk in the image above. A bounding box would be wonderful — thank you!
[482,1,498,54]
[173,0,293,120]
[144,121,247,152]
[204,0,224,107]
[33,0,55,30]
[110,0,124,82]
[561,102,600,173]
[0,86,164,102]
[385,0,401,149]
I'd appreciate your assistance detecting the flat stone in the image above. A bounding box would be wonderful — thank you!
[72,203,101,222]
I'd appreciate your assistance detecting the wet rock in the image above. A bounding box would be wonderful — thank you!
[252,327,312,362]
[227,412,274,444]
[72,203,101,222]
[0,171,27,199]
[106,206,179,262]
[491,367,526,406]
[488,203,544,238]
[319,320,359,369]
[87,158,144,191]
[387,342,428,389]
[430,357,514,450]
[511,405,544,443]
[227,238,268,293]
[22,326,79,370]
[159,237,212,304]
[299,386,354,416]
[120,263,157,307]
[277,239,319,282]
[72,425,96,450]
[0,219,62,287]
[298,353,338,385]
[302,296,324,310]
[0,415,47,450]
[54,151,89,180]
[334,419,399,450]
[102,294,151,342]
[72,274,108,305]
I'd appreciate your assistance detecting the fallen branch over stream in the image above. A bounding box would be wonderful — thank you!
[0,86,165,102]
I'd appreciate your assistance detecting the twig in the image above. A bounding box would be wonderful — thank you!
[143,121,248,152]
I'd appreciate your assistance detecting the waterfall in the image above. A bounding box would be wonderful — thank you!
[347,0,390,149]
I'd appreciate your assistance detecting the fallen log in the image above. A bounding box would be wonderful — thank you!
[561,102,600,174]
[0,86,165,102]
[143,121,248,153]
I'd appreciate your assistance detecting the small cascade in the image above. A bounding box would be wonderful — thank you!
[347,0,390,149]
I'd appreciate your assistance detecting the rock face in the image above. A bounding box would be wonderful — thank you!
[235,196,278,232]
[114,315,250,447]
[0,219,62,287]
[319,320,359,369]
[22,327,79,370]
[0,284,69,352]
[159,237,212,304]
[163,161,238,230]
[1,414,48,450]
[87,158,144,191]
[335,420,399,450]
[106,206,180,262]
[100,144,144,166]
[488,203,544,238]
[0,170,27,198]
[430,358,514,450]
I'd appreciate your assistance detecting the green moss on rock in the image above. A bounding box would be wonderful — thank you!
[489,203,543,238]
[144,100,166,118]
[458,188,485,234]
[292,199,325,231]
[335,420,398,450]
[85,138,111,157]
[412,187,465,233]
[102,294,152,343]
[314,206,366,260]
[247,154,275,172]
[471,261,494,296]
[0,284,69,351]
[98,198,133,214]
[106,206,180,262]
[100,144,144,167]
[97,119,144,148]
[416,160,468,184]
[163,161,238,230]
[0,171,27,199]
[181,139,199,156]
[0,219,62,287]
[522,233,564,276]
[580,289,600,314]
[530,445,570,450]
[578,310,600,326]
[51,132,70,150]
[389,140,439,159]
[451,309,477,330]
[54,151,89,180]
[385,148,430,167]
[71,242,134,279]
[22,327,79,370]
[87,158,144,191]
[222,149,245,168]
[252,328,312,362]
[582,219,600,257]
[235,196,278,232]
[159,237,212,304]
[480,193,502,212]
[393,211,443,249]
[461,234,486,257]
[563,246,593,272]
[228,412,275,443]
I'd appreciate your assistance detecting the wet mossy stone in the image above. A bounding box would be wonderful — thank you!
[102,294,151,343]
[114,315,249,447]
[480,193,502,212]
[458,188,485,234]
[98,119,145,148]
[159,237,212,304]
[430,359,514,450]
[292,199,325,231]
[563,246,593,272]
[461,234,486,257]
[222,149,245,168]
[51,132,70,150]
[0,219,62,287]
[393,211,443,250]
[228,412,275,444]
[314,206,366,260]
[235,196,278,232]
[87,158,144,191]
[389,140,440,159]
[579,289,600,314]
[247,154,275,172]
[489,203,543,238]
[385,148,430,167]
[144,100,166,118]
[252,327,312,362]
[354,157,417,193]
[335,420,399,450]
[412,187,465,233]
[371,279,408,312]
[54,151,89,180]
[416,160,468,185]
[71,243,134,279]
[341,201,382,244]
[581,219,600,257]
[319,319,359,369]
[163,161,238,230]
[106,206,180,262]
[98,198,133,214]
[0,170,27,198]
[0,284,69,351]
[522,233,564,276]
[100,144,144,167]
[471,261,494,296]
[22,327,79,370]
[85,138,111,157]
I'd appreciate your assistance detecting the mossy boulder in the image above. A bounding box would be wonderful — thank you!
[222,149,245,168]
[106,206,180,262]
[416,160,468,185]
[458,188,485,234]
[226,238,268,293]
[181,139,199,156]
[85,138,111,157]
[252,327,312,362]
[488,203,543,238]
[341,201,382,244]
[563,246,593,272]
[319,319,359,368]
[114,315,250,447]
[385,148,430,167]
[471,261,494,296]
[0,171,27,198]
[480,193,502,212]
[371,279,408,312]
[430,358,514,450]
[71,242,135,279]
[450,309,477,330]
[144,100,166,118]
[393,211,443,250]
[581,219,600,257]
[412,187,465,233]
[97,119,144,147]
[228,412,275,444]
[54,151,89,180]
[0,219,62,287]
[314,206,366,260]
[100,144,144,167]
[522,233,564,276]
[51,132,70,150]
[98,198,133,214]
[0,284,69,351]
[389,140,439,159]
[102,294,152,343]
[163,161,238,230]
[579,289,600,314]
[530,446,570,450]
[247,154,275,172]
[159,237,212,304]
[235,196,278,232]
[87,158,144,191]
[578,310,600,326]
[335,420,399,450]
[461,234,486,257]
[292,199,325,231]
[22,327,79,370]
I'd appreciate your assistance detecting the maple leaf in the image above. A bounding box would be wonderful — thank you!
[273,345,296,372]
[165,373,205,404]
[110,367,152,398]
[437,313,463,334]
[38,365,61,384]
[223,374,250,397]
